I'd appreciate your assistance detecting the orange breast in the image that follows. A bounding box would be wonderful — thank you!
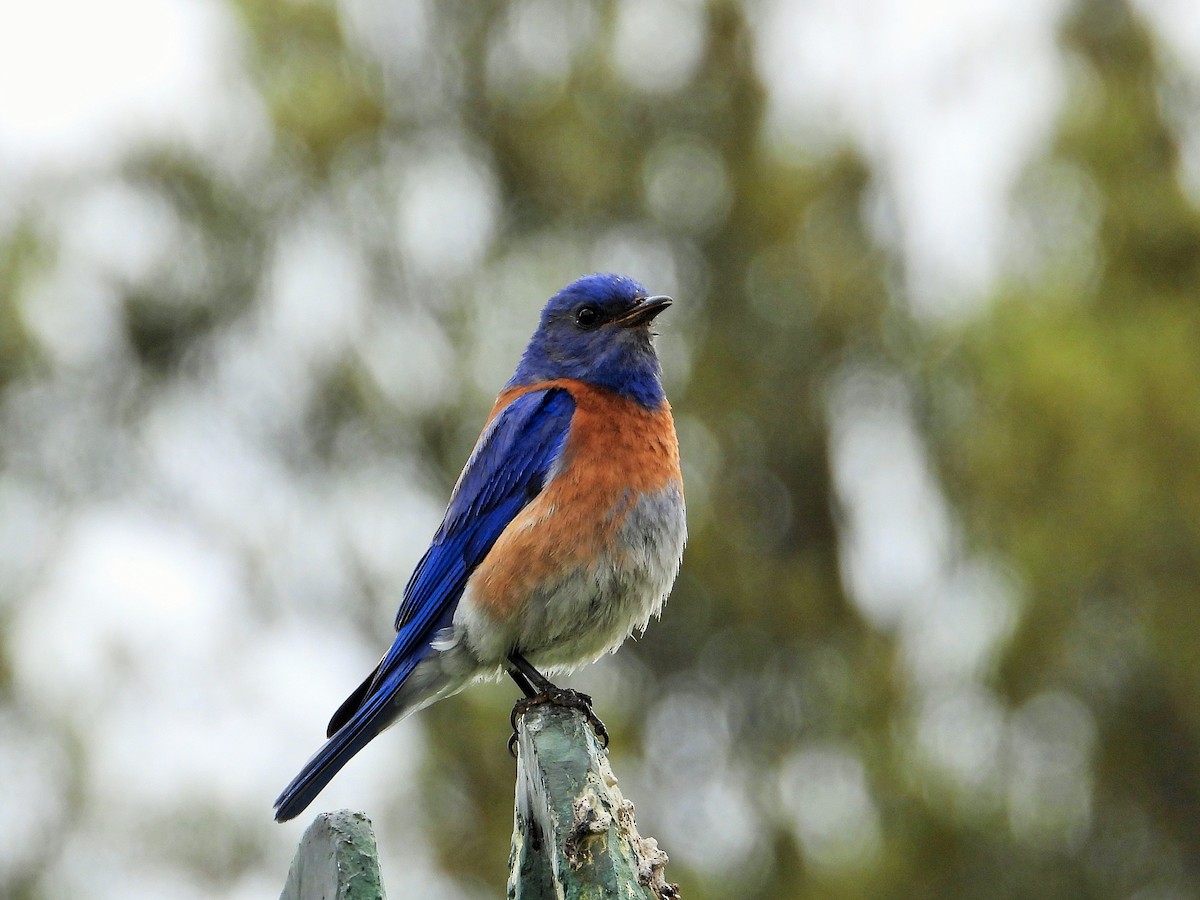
[469,379,682,620]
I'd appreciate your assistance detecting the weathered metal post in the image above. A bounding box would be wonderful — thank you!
[281,809,386,900]
[508,703,679,899]
[280,707,675,898]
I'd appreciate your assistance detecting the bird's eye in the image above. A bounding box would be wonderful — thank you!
[575,305,601,329]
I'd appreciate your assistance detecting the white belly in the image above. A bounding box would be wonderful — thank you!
[453,482,687,673]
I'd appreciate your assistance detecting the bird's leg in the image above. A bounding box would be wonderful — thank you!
[507,662,539,698]
[508,652,556,696]
[507,652,609,755]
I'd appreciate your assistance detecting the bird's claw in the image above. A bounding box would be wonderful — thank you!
[508,688,610,757]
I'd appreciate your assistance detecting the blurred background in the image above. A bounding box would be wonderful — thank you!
[2,0,1200,897]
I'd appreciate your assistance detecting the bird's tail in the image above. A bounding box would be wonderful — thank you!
[273,657,421,822]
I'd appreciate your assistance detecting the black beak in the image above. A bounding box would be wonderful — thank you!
[613,295,672,328]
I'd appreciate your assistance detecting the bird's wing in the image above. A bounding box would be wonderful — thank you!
[395,386,575,631]
[274,387,574,822]
[329,385,575,734]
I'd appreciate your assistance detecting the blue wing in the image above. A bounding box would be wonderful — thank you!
[273,387,574,821]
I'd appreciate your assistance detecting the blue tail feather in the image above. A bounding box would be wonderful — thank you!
[273,657,419,822]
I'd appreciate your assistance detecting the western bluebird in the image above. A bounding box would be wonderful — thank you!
[274,273,686,822]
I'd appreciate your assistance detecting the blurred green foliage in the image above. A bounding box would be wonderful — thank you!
[4,0,1200,897]
[934,3,1200,895]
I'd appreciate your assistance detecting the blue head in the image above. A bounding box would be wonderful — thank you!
[509,274,672,408]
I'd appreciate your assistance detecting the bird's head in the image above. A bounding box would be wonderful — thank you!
[509,274,672,407]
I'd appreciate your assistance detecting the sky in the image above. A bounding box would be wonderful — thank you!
[3,0,1197,297]
[5,0,1195,304]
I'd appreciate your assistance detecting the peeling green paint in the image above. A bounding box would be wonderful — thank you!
[508,704,678,900]
[281,810,386,900]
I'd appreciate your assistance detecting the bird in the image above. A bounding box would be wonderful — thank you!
[274,273,686,822]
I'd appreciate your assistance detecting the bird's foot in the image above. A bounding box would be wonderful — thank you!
[508,688,610,756]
